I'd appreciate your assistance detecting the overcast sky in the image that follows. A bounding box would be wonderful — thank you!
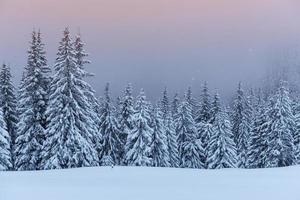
[1,0,300,100]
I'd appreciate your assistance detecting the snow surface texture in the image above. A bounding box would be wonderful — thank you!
[0,166,299,200]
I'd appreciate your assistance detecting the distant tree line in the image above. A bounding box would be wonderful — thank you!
[0,28,299,171]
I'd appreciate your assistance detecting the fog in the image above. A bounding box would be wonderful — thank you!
[1,0,300,100]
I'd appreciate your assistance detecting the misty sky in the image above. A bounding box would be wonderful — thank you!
[1,0,300,100]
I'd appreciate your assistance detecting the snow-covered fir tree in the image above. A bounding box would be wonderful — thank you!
[164,110,180,167]
[150,107,170,167]
[231,82,251,168]
[207,108,237,169]
[171,93,180,118]
[118,83,135,163]
[124,89,153,166]
[98,83,123,165]
[0,63,18,169]
[0,108,12,171]
[247,104,269,168]
[195,82,211,123]
[195,82,212,168]
[158,88,179,167]
[293,102,300,163]
[73,33,100,132]
[264,82,296,167]
[210,92,221,124]
[41,28,99,169]
[15,30,50,170]
[185,87,197,118]
[197,122,214,169]
[175,99,203,168]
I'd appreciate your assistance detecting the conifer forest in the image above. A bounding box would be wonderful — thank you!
[1,28,300,172]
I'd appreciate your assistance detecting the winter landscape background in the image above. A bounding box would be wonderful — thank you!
[1,0,300,200]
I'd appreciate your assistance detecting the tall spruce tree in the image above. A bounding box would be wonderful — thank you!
[195,82,211,123]
[175,99,203,168]
[0,108,12,171]
[231,82,251,168]
[195,82,212,168]
[150,107,170,167]
[74,33,99,120]
[264,83,296,167]
[118,83,135,163]
[207,108,237,169]
[0,64,18,169]
[294,103,300,163]
[124,89,153,166]
[15,30,50,170]
[247,105,268,168]
[210,92,221,124]
[171,93,180,118]
[98,83,123,165]
[165,110,180,167]
[159,88,179,167]
[41,28,99,169]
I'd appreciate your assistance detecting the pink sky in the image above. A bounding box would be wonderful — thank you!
[1,0,300,98]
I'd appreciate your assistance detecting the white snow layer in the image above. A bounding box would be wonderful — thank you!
[0,166,299,200]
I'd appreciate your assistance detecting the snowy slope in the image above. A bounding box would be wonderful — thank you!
[0,166,299,200]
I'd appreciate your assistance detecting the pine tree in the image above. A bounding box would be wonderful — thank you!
[159,88,179,167]
[207,108,237,169]
[150,107,170,167]
[210,92,221,124]
[171,93,180,118]
[118,83,135,163]
[294,103,300,163]
[195,82,212,168]
[0,64,18,169]
[195,82,211,123]
[185,87,197,118]
[41,28,99,169]
[0,108,12,171]
[264,83,296,167]
[175,100,203,168]
[247,106,268,168]
[197,122,214,168]
[124,89,153,166]
[74,33,100,130]
[231,82,251,168]
[165,111,180,167]
[98,83,123,165]
[15,30,50,170]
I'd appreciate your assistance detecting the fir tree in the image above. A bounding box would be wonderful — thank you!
[124,89,153,166]
[159,88,180,167]
[231,82,251,168]
[41,28,99,169]
[171,93,180,118]
[210,92,221,124]
[247,106,268,168]
[0,64,18,169]
[207,108,237,169]
[98,83,123,165]
[165,111,180,167]
[15,30,50,170]
[175,100,202,168]
[0,108,12,170]
[195,82,211,123]
[195,82,212,168]
[264,83,296,167]
[150,107,170,167]
[118,83,135,163]
[74,33,100,129]
[197,122,214,168]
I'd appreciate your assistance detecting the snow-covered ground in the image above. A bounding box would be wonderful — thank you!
[0,166,299,200]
